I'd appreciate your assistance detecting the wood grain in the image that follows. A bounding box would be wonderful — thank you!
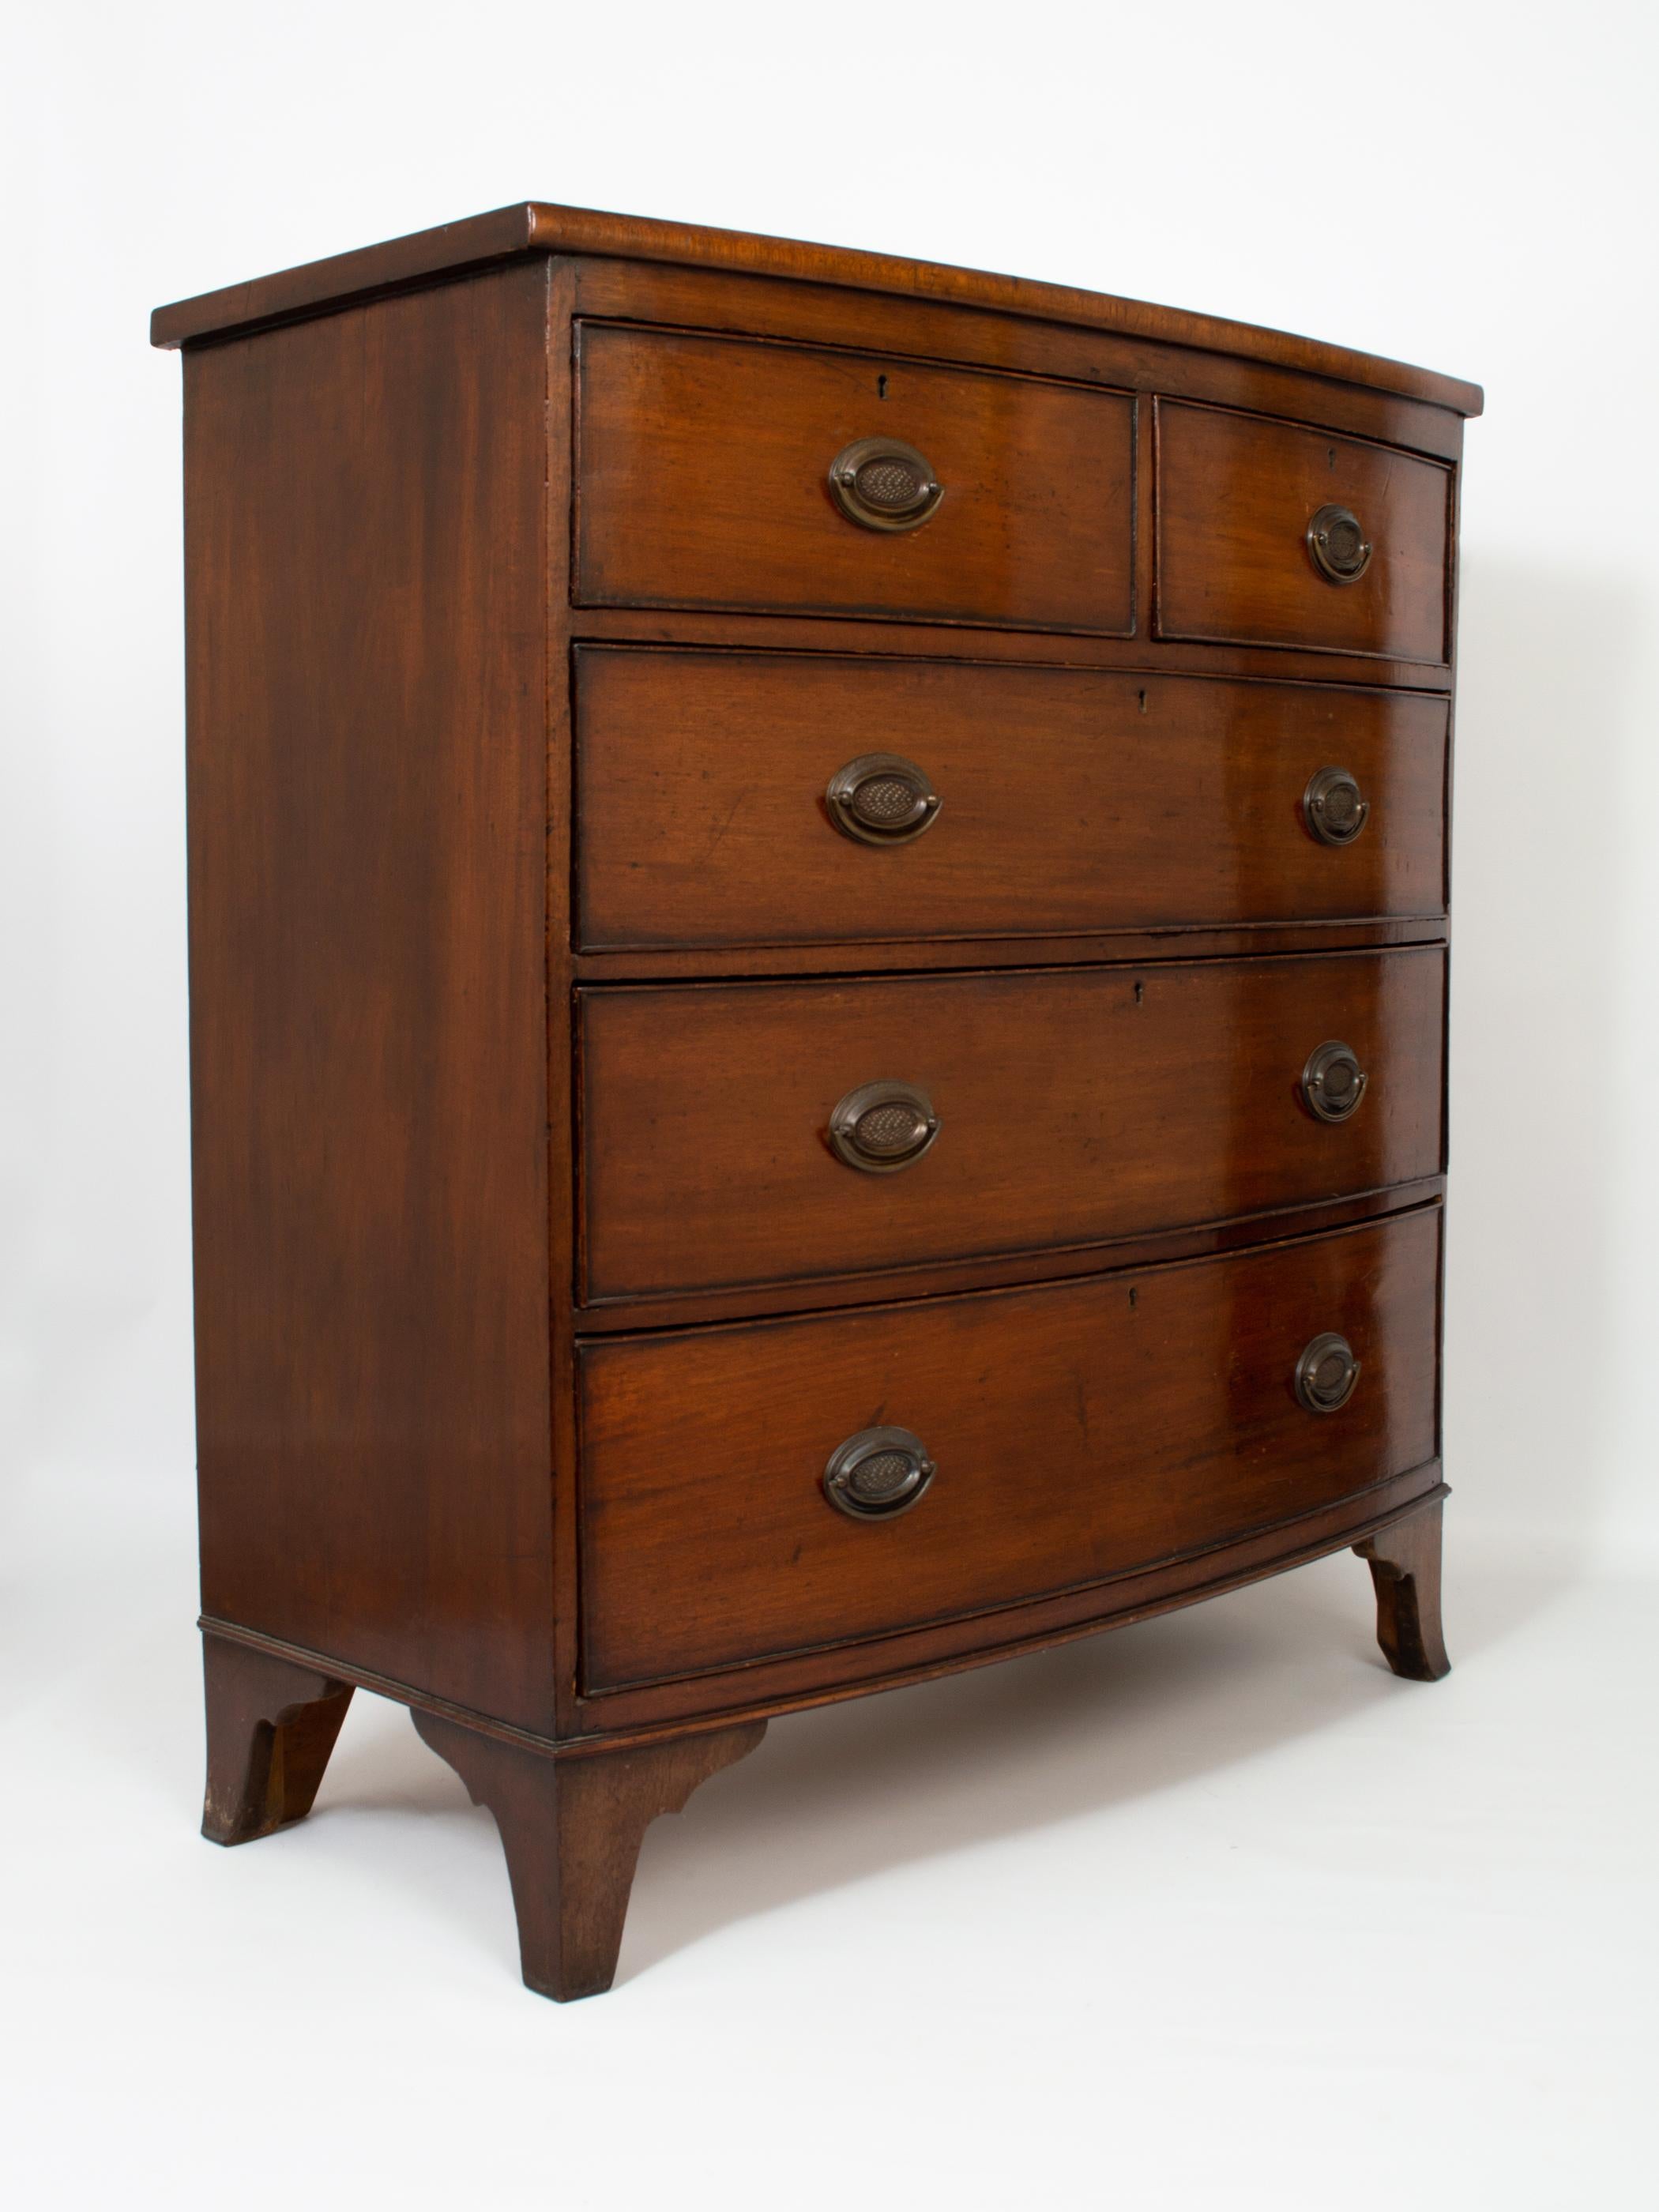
[575,649,1448,950]
[413,1709,766,1999]
[574,323,1135,634]
[572,604,1456,700]
[160,214,1470,2001]
[578,1209,1442,1687]
[201,1631,354,1845]
[1356,1494,1450,1679]
[577,949,1446,1300]
[151,201,1483,418]
[567,256,1472,464]
[184,265,558,1729]
[1156,400,1451,663]
[572,1178,1445,1336]
[200,1460,1446,1740]
[572,924,1448,990]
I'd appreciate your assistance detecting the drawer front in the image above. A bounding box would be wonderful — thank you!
[575,648,1448,950]
[579,1209,1441,1687]
[574,323,1135,634]
[1155,401,1451,662]
[578,950,1444,1301]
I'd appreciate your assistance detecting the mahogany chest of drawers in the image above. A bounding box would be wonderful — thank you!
[152,205,1480,2000]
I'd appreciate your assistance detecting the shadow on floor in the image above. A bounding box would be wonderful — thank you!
[303,1540,1579,1988]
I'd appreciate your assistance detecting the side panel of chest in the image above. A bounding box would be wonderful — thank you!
[184,265,558,1729]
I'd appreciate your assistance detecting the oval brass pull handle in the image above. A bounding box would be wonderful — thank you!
[828,1079,940,1174]
[829,436,942,532]
[1302,1040,1368,1123]
[824,1425,937,1520]
[1303,766,1371,846]
[826,753,941,845]
[1295,1332,1361,1413]
[1307,502,1373,583]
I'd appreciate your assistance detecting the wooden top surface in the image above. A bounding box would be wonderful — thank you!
[150,201,1483,416]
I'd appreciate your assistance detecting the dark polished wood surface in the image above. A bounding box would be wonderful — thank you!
[574,608,1457,695]
[570,1176,1446,1336]
[160,212,1470,1996]
[1356,1495,1451,1680]
[578,1209,1441,1688]
[575,323,1135,634]
[201,1633,354,1846]
[1155,401,1451,663]
[572,923,1446,990]
[577,950,1445,1301]
[150,201,1484,417]
[184,266,558,1730]
[575,649,1448,950]
[203,1461,1447,1743]
[568,258,1472,464]
[412,1708,767,2000]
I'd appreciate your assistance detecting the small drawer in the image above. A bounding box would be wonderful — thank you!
[1155,400,1451,663]
[574,647,1448,950]
[577,1208,1442,1687]
[577,949,1445,1302]
[574,323,1135,634]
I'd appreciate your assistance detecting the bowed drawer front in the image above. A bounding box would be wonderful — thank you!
[578,1209,1442,1688]
[1154,401,1453,663]
[160,203,1476,2002]
[575,649,1449,950]
[574,322,1136,633]
[577,950,1445,1301]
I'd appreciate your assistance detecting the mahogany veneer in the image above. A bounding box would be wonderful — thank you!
[155,202,1479,1999]
[580,1210,1443,1687]
[1155,401,1453,661]
[577,952,1446,1301]
[574,653,1450,948]
[575,323,1137,632]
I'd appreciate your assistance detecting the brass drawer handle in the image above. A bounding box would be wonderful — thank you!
[829,436,942,532]
[824,1425,936,1520]
[1295,1332,1360,1413]
[828,1079,940,1174]
[1301,1040,1367,1123]
[1303,766,1370,846]
[1307,503,1373,584]
[826,753,941,845]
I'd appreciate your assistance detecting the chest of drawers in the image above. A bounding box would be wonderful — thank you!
[153,204,1480,2000]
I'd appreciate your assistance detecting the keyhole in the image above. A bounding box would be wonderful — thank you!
[1134,980,1145,1006]
[1128,1286,1138,1310]
[1327,446,1337,468]
[877,374,888,400]
[1137,689,1148,715]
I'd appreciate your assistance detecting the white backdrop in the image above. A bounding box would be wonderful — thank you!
[6,4,1657,2205]
[8,0,1657,1563]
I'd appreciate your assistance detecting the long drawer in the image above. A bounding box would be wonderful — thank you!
[574,322,1135,634]
[574,649,1449,950]
[577,949,1445,1302]
[578,1208,1442,1687]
